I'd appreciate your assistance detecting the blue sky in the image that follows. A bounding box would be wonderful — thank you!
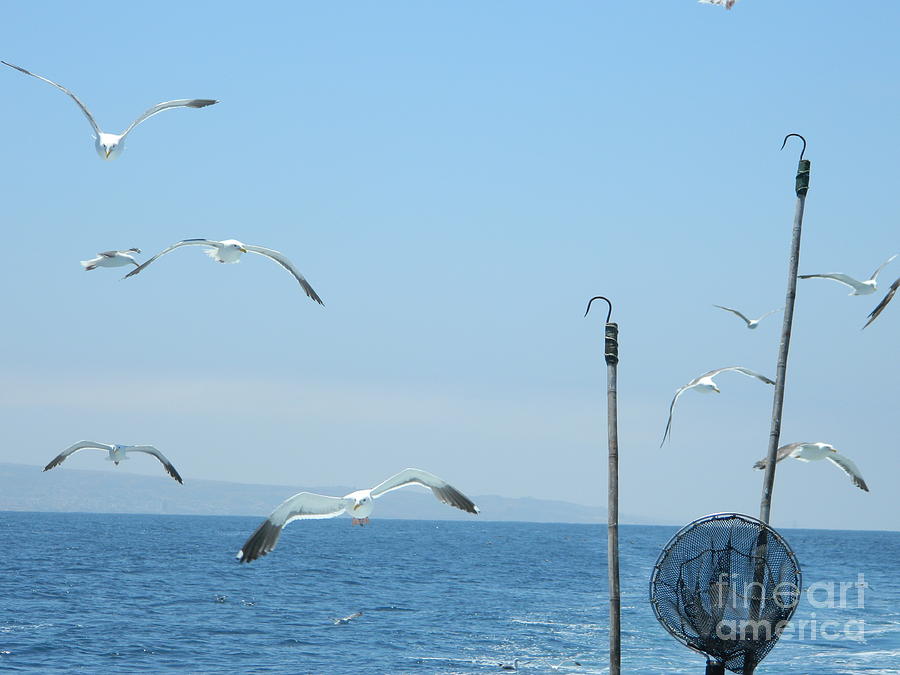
[1,1,897,530]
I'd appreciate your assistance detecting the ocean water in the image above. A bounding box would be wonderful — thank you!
[0,512,897,674]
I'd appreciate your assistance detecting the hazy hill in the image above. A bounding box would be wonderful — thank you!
[0,462,659,524]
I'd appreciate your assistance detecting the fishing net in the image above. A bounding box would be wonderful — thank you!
[649,513,802,674]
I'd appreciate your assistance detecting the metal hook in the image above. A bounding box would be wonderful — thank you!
[780,133,807,161]
[584,295,613,323]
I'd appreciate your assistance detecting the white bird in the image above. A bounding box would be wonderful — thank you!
[499,659,519,671]
[43,441,183,484]
[863,277,900,329]
[661,367,775,446]
[80,248,142,271]
[754,442,869,492]
[799,254,897,296]
[713,305,782,329]
[123,238,324,304]
[237,468,479,563]
[2,60,217,160]
[698,0,737,8]
[333,611,363,625]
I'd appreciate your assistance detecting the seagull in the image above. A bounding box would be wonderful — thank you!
[713,305,782,329]
[43,440,183,484]
[333,611,363,625]
[863,277,900,329]
[237,468,479,563]
[1,60,217,160]
[754,442,869,491]
[80,248,141,271]
[698,0,737,8]
[799,254,897,296]
[123,238,324,304]
[661,367,775,446]
[499,660,519,672]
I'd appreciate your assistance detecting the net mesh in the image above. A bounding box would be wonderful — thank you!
[650,513,802,674]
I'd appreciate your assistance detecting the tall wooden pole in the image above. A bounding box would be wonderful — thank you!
[606,320,620,675]
[586,296,620,675]
[759,134,810,525]
[746,134,810,675]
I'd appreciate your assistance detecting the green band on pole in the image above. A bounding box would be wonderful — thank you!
[604,322,619,365]
[795,159,811,196]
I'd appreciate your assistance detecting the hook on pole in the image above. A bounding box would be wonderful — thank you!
[584,296,613,323]
[780,133,807,161]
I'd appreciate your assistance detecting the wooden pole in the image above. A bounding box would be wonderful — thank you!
[585,296,620,675]
[746,134,810,675]
[759,135,810,525]
[606,320,621,675]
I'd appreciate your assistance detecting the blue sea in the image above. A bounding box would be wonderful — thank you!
[1,513,897,674]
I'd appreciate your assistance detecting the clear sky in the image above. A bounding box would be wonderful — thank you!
[1,1,897,530]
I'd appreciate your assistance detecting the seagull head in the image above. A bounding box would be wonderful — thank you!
[353,496,370,511]
[95,133,124,160]
[110,444,127,464]
[221,240,249,254]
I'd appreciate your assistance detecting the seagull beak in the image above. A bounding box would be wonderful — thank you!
[104,149,112,159]
[353,503,361,511]
[240,247,248,253]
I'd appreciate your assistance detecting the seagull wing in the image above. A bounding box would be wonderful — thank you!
[237,492,348,563]
[128,446,183,484]
[661,383,693,447]
[370,468,480,514]
[43,441,114,471]
[868,254,897,282]
[123,239,219,278]
[242,244,324,305]
[757,307,784,321]
[2,61,101,136]
[120,99,218,138]
[98,251,119,258]
[798,273,869,293]
[753,442,804,470]
[706,366,776,385]
[713,305,752,326]
[826,453,869,492]
[863,278,900,329]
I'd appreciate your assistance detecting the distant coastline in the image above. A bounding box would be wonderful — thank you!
[0,462,662,525]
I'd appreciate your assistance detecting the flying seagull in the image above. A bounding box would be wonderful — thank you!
[333,611,363,625]
[43,441,183,484]
[863,277,900,329]
[799,254,897,296]
[123,238,324,304]
[237,468,479,563]
[661,367,775,446]
[754,442,869,491]
[1,60,217,160]
[698,0,737,8]
[713,305,782,329]
[80,248,141,271]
